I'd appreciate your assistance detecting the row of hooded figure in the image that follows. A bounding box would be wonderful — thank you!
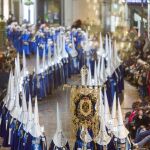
[0,30,130,149]
[7,22,97,74]
[22,45,69,100]
[73,88,131,150]
[69,33,129,149]
[0,68,129,150]
[0,66,71,150]
[0,69,47,150]
[15,30,124,105]
[68,42,129,150]
[50,72,128,150]
[80,33,125,108]
[0,69,130,150]
[66,33,132,149]
[13,25,100,101]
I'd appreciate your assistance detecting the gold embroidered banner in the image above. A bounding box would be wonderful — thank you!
[70,86,100,139]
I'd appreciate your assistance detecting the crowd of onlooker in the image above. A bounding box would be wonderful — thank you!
[123,34,150,149]
[0,49,16,97]
[124,34,150,100]
[125,101,150,149]
[124,60,150,99]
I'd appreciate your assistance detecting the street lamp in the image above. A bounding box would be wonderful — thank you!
[24,0,34,23]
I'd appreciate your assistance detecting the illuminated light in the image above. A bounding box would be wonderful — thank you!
[88,4,92,9]
[97,20,100,25]
[95,10,99,16]
[86,0,90,3]
[93,5,96,11]
[88,26,91,31]
[120,42,124,49]
[113,3,118,10]
[94,0,98,4]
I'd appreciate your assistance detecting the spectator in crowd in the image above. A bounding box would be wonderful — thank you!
[126,100,150,149]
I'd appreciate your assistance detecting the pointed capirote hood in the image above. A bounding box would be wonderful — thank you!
[17,53,21,78]
[10,84,21,119]
[56,102,62,131]
[108,36,115,75]
[7,73,15,111]
[53,42,59,64]
[105,35,113,77]
[14,58,18,89]
[112,93,117,120]
[87,65,92,86]
[53,102,67,147]
[95,95,111,146]
[114,99,129,139]
[56,34,62,60]
[82,31,90,52]
[97,32,104,57]
[71,36,78,57]
[25,94,34,133]
[62,34,68,58]
[100,56,106,85]
[104,88,111,129]
[114,40,122,69]
[108,36,112,65]
[42,46,47,70]
[4,70,12,106]
[105,34,109,58]
[23,50,27,77]
[30,97,42,138]
[94,61,98,86]
[48,42,52,67]
[110,93,118,135]
[59,33,63,53]
[80,126,93,143]
[21,90,28,125]
[97,57,101,85]
[34,97,40,129]
[36,47,41,74]
[98,87,104,117]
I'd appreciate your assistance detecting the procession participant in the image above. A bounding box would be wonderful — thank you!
[49,103,70,150]
[75,28,85,72]
[36,48,46,99]
[61,33,69,83]
[74,125,95,150]
[95,88,112,150]
[29,25,37,54]
[36,31,46,57]
[20,29,31,55]
[47,39,54,94]
[29,97,46,150]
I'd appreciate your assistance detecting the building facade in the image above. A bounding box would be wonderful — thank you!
[0,0,148,34]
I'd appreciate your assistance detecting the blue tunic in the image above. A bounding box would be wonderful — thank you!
[74,128,95,150]
[11,121,21,150]
[62,58,69,83]
[48,66,54,95]
[36,35,46,57]
[32,73,37,97]
[21,32,31,55]
[37,73,46,99]
[0,107,9,138]
[23,76,30,102]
